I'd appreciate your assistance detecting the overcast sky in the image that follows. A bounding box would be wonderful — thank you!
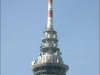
[1,0,99,75]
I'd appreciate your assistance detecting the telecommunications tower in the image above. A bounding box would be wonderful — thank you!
[31,0,69,75]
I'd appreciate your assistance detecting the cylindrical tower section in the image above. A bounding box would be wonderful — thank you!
[47,0,53,29]
[31,63,69,75]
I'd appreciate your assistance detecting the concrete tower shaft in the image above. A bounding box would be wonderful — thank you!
[47,0,53,29]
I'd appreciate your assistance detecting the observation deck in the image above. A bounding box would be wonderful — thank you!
[31,63,69,75]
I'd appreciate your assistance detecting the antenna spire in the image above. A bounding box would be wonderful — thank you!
[47,0,53,29]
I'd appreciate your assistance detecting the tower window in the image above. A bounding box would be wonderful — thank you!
[37,67,39,71]
[42,66,44,70]
[45,66,47,70]
[47,66,50,70]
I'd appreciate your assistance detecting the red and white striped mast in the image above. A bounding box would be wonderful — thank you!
[47,0,53,29]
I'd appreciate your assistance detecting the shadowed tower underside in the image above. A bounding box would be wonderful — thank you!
[31,0,69,75]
